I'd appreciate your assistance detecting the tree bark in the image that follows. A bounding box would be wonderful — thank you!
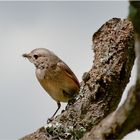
[20,18,135,140]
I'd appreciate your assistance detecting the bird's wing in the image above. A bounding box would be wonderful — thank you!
[57,61,80,88]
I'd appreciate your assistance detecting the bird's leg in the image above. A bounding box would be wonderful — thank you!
[47,102,61,123]
[51,102,61,119]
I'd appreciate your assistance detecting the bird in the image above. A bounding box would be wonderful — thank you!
[23,48,80,119]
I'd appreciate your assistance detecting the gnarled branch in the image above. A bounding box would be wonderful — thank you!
[20,18,135,140]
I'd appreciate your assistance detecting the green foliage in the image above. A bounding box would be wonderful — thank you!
[128,2,140,34]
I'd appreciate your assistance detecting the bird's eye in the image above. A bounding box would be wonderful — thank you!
[33,55,38,59]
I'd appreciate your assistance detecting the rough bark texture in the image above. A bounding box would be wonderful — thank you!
[20,18,135,140]
[81,85,140,140]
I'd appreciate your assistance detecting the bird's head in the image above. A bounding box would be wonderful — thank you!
[23,48,57,68]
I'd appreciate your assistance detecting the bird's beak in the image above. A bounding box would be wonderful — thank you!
[22,53,31,59]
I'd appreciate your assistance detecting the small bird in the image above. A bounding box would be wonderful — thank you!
[23,48,80,119]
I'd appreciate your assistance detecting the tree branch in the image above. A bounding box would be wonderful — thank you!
[20,18,134,140]
[81,84,140,140]
[82,2,140,139]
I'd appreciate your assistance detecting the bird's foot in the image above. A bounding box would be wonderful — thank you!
[65,98,76,110]
[47,117,53,123]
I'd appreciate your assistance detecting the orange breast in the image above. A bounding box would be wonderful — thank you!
[36,69,79,102]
